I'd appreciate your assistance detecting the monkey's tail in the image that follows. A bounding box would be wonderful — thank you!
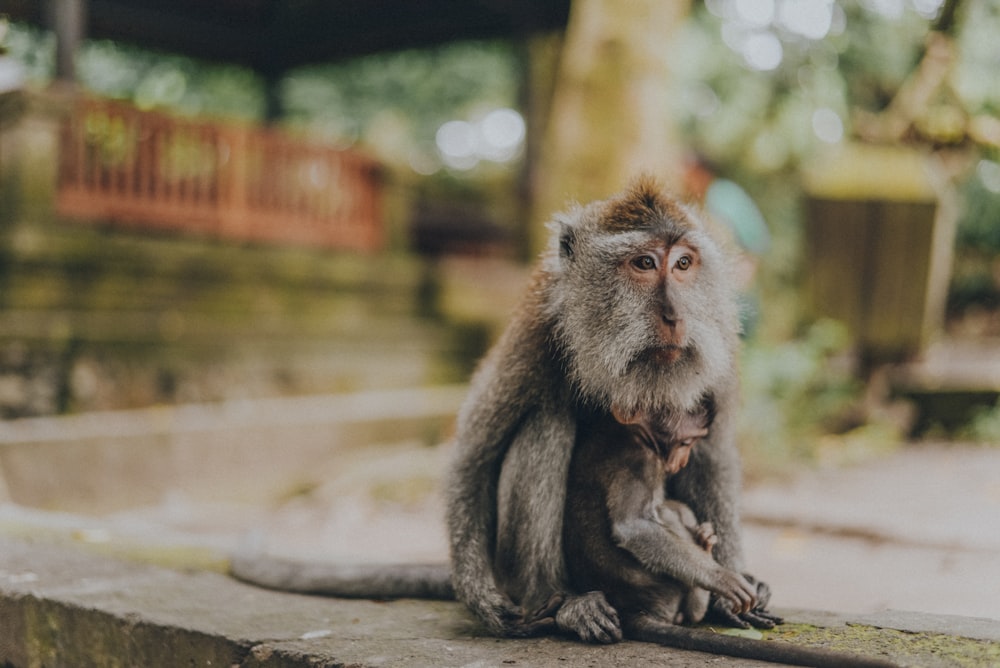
[229,538,454,600]
[631,623,901,668]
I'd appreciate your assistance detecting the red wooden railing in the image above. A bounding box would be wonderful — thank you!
[56,98,383,252]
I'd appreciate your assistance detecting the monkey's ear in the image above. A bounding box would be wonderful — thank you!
[559,224,576,261]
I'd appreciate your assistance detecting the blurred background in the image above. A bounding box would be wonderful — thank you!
[1,0,999,621]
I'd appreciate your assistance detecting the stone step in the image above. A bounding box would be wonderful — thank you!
[1,535,997,668]
[0,386,467,513]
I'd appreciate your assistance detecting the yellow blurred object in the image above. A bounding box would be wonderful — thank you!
[803,143,937,203]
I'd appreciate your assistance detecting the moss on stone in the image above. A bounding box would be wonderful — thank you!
[765,621,1000,667]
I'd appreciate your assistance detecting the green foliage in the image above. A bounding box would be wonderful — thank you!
[834,3,928,112]
[955,164,1000,251]
[739,320,881,476]
[673,1,999,176]
[2,22,54,82]
[5,23,267,120]
[959,400,1000,442]
[673,1,1000,337]
[78,42,267,120]
[6,22,520,173]
[947,161,1000,312]
[280,40,519,165]
[954,0,1000,112]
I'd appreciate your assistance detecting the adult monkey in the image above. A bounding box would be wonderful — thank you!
[446,175,771,640]
[232,176,771,639]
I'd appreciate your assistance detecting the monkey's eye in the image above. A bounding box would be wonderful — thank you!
[675,255,692,271]
[631,255,657,271]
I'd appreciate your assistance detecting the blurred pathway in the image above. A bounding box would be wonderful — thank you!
[742,442,1000,621]
[2,436,998,623]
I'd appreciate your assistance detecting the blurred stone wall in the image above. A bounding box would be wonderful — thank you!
[0,89,479,417]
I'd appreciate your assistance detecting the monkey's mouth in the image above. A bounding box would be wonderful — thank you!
[652,345,686,364]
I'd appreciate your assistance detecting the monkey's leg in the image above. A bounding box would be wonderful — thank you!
[625,615,901,668]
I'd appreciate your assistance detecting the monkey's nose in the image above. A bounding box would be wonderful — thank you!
[658,316,685,346]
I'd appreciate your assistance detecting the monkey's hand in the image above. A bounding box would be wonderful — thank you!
[694,521,718,554]
[745,574,783,628]
[555,590,623,644]
[706,569,757,620]
[707,574,783,629]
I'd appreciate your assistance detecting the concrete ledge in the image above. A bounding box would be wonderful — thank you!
[2,536,998,667]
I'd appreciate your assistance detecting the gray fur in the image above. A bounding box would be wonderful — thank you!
[563,402,757,642]
[446,177,750,639]
[230,552,454,599]
[227,178,760,644]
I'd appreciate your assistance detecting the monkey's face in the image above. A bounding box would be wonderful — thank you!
[547,178,740,416]
[664,438,697,474]
[613,405,710,474]
[621,237,701,362]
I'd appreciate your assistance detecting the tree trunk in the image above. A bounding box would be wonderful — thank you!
[531,0,690,252]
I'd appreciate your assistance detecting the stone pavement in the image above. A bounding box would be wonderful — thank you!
[2,534,1000,667]
[9,438,989,622]
[742,443,1000,621]
[1,391,999,665]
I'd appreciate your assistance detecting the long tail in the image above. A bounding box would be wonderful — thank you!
[229,547,454,600]
[631,623,901,668]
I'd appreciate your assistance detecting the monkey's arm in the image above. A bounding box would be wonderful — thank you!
[612,516,756,615]
[448,316,621,640]
[607,468,756,614]
[668,390,745,571]
[669,391,781,627]
[446,309,570,637]
[446,384,539,636]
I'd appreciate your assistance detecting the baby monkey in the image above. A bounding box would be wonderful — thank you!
[564,394,767,642]
[653,498,716,625]
[563,403,905,667]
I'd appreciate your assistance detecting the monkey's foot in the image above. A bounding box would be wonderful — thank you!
[505,593,563,637]
[555,590,623,644]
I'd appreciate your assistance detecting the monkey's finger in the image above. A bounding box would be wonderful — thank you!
[759,609,783,625]
[601,604,624,642]
[744,608,783,629]
[579,602,622,644]
[742,573,773,607]
[729,585,756,615]
[586,616,624,644]
[596,598,620,628]
[708,597,752,629]
[754,581,773,610]
[587,605,622,643]
[719,607,752,629]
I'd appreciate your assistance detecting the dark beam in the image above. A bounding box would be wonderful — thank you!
[2,0,570,73]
